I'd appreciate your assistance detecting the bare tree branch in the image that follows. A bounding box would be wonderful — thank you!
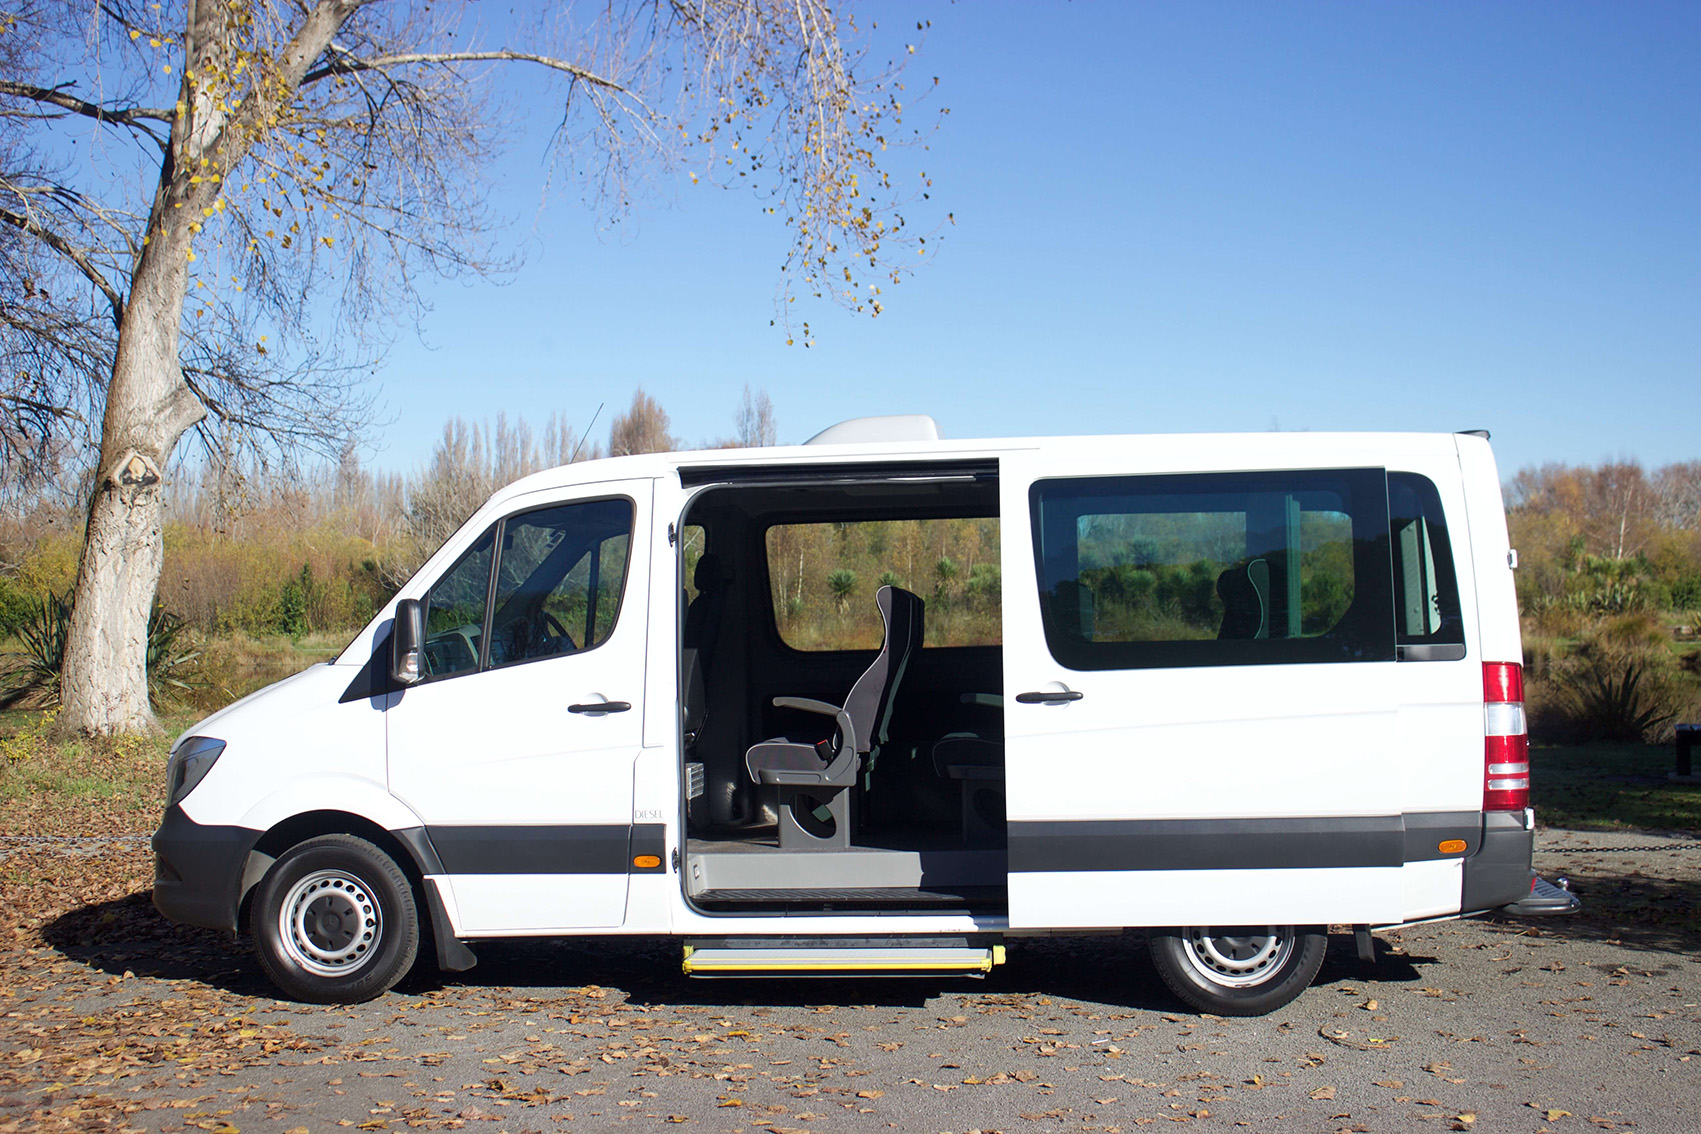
[304,46,638,97]
[0,205,125,324]
[0,77,173,141]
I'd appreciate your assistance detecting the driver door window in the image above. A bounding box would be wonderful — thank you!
[421,497,634,679]
[489,499,632,667]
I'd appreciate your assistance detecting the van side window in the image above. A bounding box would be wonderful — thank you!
[1029,469,1394,670]
[487,498,633,667]
[1388,472,1466,660]
[422,528,495,679]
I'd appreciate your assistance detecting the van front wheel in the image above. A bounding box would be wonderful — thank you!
[1148,926,1326,1016]
[252,835,419,1004]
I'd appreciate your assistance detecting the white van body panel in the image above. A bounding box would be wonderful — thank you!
[1390,446,1484,817]
[175,664,396,831]
[996,435,1486,928]
[1456,436,1522,664]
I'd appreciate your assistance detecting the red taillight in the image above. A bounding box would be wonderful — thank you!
[1483,661,1530,811]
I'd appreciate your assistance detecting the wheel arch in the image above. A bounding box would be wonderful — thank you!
[237,810,461,972]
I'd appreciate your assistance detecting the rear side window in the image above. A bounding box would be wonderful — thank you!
[1029,469,1394,670]
[1388,472,1466,660]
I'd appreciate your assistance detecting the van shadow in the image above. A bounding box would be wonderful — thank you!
[43,892,1382,1013]
[40,889,275,997]
[404,932,1196,1012]
[1489,869,1701,957]
[398,929,1447,1008]
[44,884,1692,1012]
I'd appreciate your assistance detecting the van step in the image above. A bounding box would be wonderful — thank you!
[683,940,1005,977]
[692,885,1003,909]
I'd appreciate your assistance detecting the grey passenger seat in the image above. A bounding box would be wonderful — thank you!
[743,585,924,849]
[1216,557,1270,640]
[681,553,729,748]
[932,722,1005,846]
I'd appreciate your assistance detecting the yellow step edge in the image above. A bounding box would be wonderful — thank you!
[681,946,1006,976]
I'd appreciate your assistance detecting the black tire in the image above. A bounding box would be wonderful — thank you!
[251,834,419,1004]
[1148,925,1327,1016]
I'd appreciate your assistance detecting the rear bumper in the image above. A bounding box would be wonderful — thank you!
[151,805,261,933]
[1459,808,1579,917]
[1461,809,1535,912]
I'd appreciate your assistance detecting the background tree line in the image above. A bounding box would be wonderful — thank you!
[1507,460,1701,744]
[3,423,1699,740]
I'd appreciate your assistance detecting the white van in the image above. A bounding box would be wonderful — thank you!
[152,418,1576,1014]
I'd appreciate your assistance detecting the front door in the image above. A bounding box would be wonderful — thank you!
[387,479,655,934]
[1000,448,1407,929]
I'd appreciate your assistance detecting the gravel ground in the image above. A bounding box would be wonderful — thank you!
[1,829,1696,1134]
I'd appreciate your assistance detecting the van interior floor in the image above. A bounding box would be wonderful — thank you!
[684,833,1008,912]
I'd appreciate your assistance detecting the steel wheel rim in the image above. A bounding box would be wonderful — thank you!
[279,869,382,978]
[1180,927,1291,988]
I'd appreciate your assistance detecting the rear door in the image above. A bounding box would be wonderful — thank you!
[1000,448,1417,929]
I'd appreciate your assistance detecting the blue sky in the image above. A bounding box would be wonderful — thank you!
[368,1,1700,476]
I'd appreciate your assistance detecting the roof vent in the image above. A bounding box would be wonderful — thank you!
[805,415,941,446]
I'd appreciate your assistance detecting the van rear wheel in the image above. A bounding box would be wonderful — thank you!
[252,834,419,1004]
[1148,926,1326,1016]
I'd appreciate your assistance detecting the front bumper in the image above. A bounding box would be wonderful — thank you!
[151,804,262,933]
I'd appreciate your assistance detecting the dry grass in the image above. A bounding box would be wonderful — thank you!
[0,708,198,836]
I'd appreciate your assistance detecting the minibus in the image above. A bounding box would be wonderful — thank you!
[153,418,1576,1014]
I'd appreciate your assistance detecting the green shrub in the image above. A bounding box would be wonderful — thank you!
[0,592,70,709]
[828,568,858,612]
[274,563,313,637]
[1545,613,1685,743]
[0,576,32,638]
[0,592,205,710]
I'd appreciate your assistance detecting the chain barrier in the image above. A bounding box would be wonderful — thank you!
[0,834,149,845]
[1538,842,1701,853]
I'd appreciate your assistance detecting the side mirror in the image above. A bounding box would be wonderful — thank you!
[390,599,425,686]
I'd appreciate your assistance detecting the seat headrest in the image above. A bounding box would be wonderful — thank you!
[693,552,728,594]
[1216,558,1269,640]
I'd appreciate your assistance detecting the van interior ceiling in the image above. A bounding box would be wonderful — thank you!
[676,464,1007,914]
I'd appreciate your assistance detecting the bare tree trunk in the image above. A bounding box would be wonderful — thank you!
[58,229,208,734]
[58,0,359,735]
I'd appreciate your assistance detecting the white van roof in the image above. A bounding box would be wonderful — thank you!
[478,422,1489,513]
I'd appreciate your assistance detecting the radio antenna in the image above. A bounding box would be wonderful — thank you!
[568,402,604,465]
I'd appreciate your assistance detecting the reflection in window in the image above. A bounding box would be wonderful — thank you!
[1031,470,1392,670]
[422,529,494,678]
[488,499,633,668]
[1389,473,1465,651]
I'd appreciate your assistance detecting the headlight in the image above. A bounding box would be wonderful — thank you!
[167,736,226,807]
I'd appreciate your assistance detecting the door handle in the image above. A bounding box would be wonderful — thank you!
[569,701,632,714]
[1015,690,1083,704]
